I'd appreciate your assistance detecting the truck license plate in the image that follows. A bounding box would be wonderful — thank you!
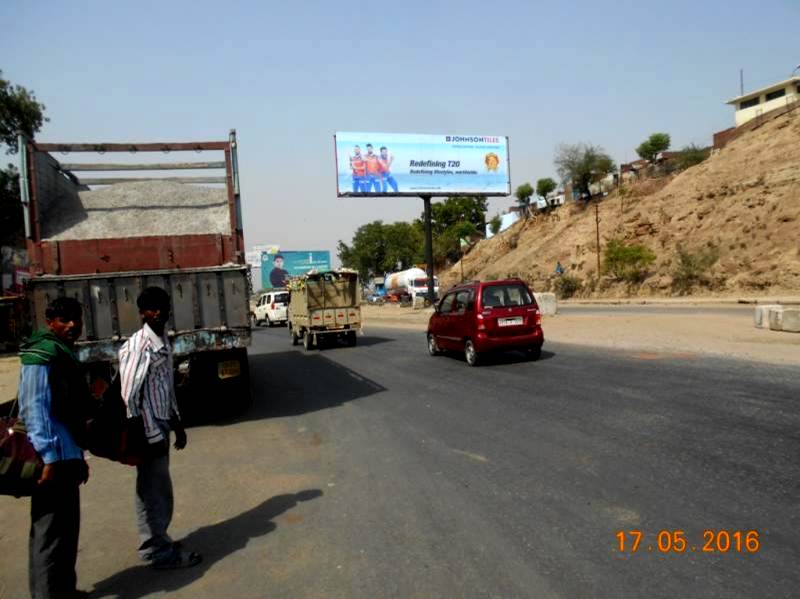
[217,360,241,379]
[498,316,523,327]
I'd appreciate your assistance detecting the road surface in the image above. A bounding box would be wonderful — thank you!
[0,326,797,598]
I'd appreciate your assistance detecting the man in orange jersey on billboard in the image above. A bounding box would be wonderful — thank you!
[349,146,367,192]
[378,146,398,193]
[364,144,383,192]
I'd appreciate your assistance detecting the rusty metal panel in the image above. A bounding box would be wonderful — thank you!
[35,235,227,276]
[197,272,222,328]
[88,280,114,340]
[222,270,248,328]
[113,277,143,336]
[169,274,196,332]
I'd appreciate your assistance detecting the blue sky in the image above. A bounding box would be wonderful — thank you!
[2,0,797,261]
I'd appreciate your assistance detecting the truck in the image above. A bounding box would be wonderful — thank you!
[17,131,252,414]
[385,267,439,302]
[287,270,361,350]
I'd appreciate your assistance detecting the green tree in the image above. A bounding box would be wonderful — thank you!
[536,177,557,206]
[514,182,534,216]
[675,144,710,171]
[603,239,656,283]
[1,71,48,247]
[1,70,48,151]
[635,132,671,162]
[489,214,502,235]
[554,143,615,201]
[337,220,425,280]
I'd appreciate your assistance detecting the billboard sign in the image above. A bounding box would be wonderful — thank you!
[335,132,510,197]
[261,250,332,289]
[246,244,280,267]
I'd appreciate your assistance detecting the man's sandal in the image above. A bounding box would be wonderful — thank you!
[152,549,202,570]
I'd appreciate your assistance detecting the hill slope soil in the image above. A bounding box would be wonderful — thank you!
[444,111,800,298]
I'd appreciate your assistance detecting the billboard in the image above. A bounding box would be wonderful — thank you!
[335,132,510,197]
[261,250,332,289]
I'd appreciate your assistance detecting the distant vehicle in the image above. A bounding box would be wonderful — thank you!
[385,267,439,301]
[253,289,289,326]
[288,270,361,350]
[427,278,544,366]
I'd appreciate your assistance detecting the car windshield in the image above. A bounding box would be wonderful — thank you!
[275,293,289,304]
[481,284,533,308]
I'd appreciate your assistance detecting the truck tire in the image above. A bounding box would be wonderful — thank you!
[347,331,357,347]
[303,331,313,351]
[290,325,299,345]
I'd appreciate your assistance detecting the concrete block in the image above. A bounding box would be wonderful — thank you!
[534,292,558,315]
[768,306,784,331]
[780,308,800,333]
[754,304,780,328]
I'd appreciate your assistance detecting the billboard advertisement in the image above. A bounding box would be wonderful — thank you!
[335,132,510,197]
[261,250,332,289]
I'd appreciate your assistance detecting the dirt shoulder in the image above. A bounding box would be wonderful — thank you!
[361,304,800,366]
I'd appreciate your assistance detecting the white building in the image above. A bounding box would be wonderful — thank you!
[727,76,800,127]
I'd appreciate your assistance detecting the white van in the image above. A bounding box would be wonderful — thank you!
[254,289,290,326]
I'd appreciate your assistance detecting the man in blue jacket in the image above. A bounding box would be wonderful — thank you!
[18,296,95,599]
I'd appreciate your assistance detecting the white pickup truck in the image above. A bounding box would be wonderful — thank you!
[253,288,290,326]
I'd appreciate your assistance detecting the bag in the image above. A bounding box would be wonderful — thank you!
[86,376,150,466]
[0,401,44,497]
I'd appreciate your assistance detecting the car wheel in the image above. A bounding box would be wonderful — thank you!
[527,345,542,361]
[265,316,272,328]
[464,340,480,366]
[427,334,440,356]
[303,332,313,351]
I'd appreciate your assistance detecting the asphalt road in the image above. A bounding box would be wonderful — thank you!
[1,327,798,598]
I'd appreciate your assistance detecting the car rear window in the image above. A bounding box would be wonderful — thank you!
[481,284,533,307]
[275,293,289,304]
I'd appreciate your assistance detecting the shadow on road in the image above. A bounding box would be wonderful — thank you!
[238,351,387,420]
[442,348,556,367]
[90,489,323,599]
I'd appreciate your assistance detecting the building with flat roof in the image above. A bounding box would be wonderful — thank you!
[727,76,800,127]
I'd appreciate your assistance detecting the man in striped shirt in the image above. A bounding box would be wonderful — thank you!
[118,287,201,569]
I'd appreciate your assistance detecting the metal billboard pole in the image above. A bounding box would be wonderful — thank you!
[421,195,435,303]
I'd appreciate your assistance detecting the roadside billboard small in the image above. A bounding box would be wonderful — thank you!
[261,250,332,289]
[335,132,510,197]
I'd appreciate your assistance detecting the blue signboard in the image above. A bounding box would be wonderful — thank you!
[261,250,331,289]
[335,132,510,197]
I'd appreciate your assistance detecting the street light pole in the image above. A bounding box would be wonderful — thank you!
[595,200,601,277]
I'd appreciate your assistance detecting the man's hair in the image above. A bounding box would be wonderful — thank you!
[45,296,83,321]
[137,286,171,313]
[380,146,387,151]
[366,144,373,148]
[274,254,284,261]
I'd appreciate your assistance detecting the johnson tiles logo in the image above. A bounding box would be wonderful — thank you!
[445,135,500,143]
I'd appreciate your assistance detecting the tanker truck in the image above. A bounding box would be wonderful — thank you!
[385,268,439,302]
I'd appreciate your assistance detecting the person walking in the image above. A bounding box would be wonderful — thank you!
[118,287,201,569]
[18,296,95,598]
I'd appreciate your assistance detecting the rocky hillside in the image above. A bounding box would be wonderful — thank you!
[444,110,800,297]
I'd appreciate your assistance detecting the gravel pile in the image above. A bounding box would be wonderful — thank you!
[43,180,230,240]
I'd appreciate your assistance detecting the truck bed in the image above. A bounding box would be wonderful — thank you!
[29,265,251,363]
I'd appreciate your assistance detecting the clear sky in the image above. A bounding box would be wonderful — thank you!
[2,0,797,263]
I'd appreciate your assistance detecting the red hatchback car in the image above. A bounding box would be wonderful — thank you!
[427,279,544,366]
